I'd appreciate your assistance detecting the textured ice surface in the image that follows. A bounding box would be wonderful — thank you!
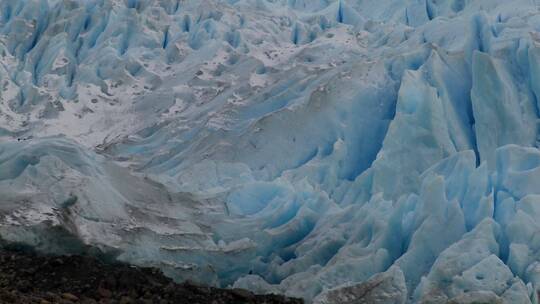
[2,0,540,303]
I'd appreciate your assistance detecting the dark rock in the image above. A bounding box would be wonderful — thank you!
[120,296,133,304]
[98,286,113,298]
[0,247,304,304]
[231,288,255,299]
[62,292,79,301]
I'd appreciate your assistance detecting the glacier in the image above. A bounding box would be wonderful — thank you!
[2,0,540,303]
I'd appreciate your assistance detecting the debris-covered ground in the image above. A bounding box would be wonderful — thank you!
[0,248,303,304]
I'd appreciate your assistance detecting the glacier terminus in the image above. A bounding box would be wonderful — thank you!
[2,0,540,303]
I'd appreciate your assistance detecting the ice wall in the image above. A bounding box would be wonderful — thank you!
[2,0,540,303]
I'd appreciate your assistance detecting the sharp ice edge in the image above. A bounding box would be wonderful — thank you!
[1,0,540,303]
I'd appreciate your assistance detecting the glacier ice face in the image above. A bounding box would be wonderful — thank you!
[2,0,540,303]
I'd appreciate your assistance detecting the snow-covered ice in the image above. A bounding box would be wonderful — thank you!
[2,0,540,303]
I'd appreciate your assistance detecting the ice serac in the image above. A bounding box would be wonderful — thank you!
[2,0,540,303]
